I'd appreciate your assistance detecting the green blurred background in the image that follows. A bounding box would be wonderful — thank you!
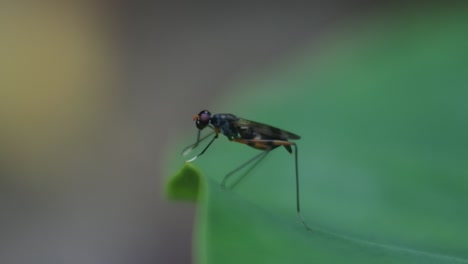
[1,1,467,264]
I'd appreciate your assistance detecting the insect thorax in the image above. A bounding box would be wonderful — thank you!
[211,114,240,138]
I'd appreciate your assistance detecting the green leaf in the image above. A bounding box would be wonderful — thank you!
[168,163,468,264]
[166,162,205,202]
[166,8,468,264]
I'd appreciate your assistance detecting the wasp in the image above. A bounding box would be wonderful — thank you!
[182,110,310,230]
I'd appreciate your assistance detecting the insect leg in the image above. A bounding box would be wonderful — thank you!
[182,130,216,156]
[293,143,312,231]
[221,150,270,189]
[232,138,311,231]
[185,130,219,162]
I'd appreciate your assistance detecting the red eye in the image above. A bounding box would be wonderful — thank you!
[195,110,211,129]
[199,113,210,123]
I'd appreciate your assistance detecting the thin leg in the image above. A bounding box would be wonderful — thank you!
[221,150,270,189]
[293,144,312,231]
[231,138,311,231]
[185,132,218,162]
[182,130,215,156]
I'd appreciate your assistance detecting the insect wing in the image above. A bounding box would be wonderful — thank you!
[235,118,300,140]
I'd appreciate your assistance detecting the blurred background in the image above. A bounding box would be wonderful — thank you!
[0,1,462,264]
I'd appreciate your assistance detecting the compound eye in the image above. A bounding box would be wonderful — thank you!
[199,111,210,123]
[195,110,211,129]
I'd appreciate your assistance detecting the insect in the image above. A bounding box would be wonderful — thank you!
[182,110,310,231]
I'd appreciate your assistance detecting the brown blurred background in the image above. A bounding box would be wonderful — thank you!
[0,1,436,263]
